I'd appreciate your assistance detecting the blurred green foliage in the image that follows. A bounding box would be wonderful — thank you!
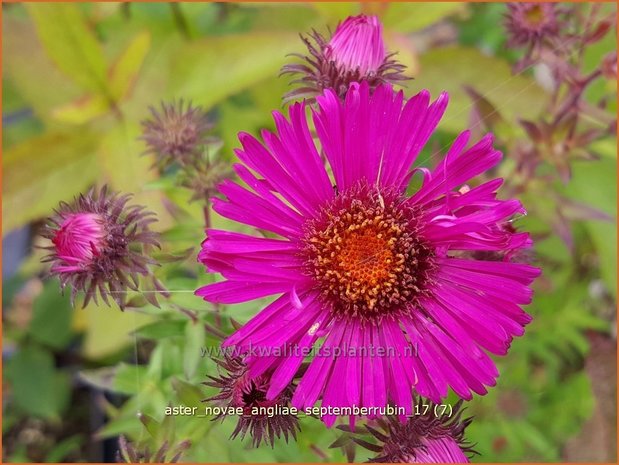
[2,2,616,463]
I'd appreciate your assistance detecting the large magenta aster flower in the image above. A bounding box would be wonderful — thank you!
[196,82,539,425]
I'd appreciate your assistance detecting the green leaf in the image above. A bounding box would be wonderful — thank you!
[170,32,300,109]
[2,131,99,233]
[78,366,117,392]
[113,363,150,395]
[183,320,205,380]
[383,3,467,32]
[139,412,161,438]
[94,121,174,233]
[171,377,204,410]
[49,31,151,125]
[109,31,152,101]
[96,122,155,192]
[80,304,154,360]
[25,4,109,94]
[45,435,83,462]
[415,46,547,134]
[52,94,110,125]
[29,280,74,350]
[590,137,617,160]
[3,17,81,118]
[95,413,143,440]
[5,346,70,420]
[564,158,617,297]
[310,2,360,21]
[134,319,188,340]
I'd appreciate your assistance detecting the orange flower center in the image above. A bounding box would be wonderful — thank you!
[303,185,434,320]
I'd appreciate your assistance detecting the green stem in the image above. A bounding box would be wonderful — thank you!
[170,3,191,40]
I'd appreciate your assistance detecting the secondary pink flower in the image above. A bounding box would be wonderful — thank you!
[411,438,470,463]
[204,356,300,447]
[504,3,562,49]
[358,400,475,463]
[281,14,407,101]
[196,82,540,425]
[42,186,164,309]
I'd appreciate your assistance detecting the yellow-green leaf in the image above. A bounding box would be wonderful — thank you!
[96,122,173,230]
[26,3,108,94]
[383,3,467,33]
[49,32,151,125]
[415,46,547,133]
[3,17,81,117]
[97,122,154,192]
[170,32,300,109]
[311,2,360,22]
[2,131,99,233]
[80,305,154,360]
[109,31,152,101]
[52,94,110,124]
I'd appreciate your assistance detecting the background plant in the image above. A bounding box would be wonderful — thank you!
[2,2,616,462]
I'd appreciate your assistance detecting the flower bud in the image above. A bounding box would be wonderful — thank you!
[281,14,408,101]
[51,213,107,272]
[326,15,386,76]
[42,186,164,309]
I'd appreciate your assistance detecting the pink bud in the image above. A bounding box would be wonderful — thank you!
[52,213,106,272]
[326,15,386,75]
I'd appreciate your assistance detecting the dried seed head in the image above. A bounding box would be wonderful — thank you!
[141,100,215,168]
[504,3,563,50]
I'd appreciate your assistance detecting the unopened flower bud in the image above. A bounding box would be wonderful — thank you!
[281,14,408,101]
[42,186,164,309]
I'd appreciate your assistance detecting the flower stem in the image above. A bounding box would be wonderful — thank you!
[170,3,191,40]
